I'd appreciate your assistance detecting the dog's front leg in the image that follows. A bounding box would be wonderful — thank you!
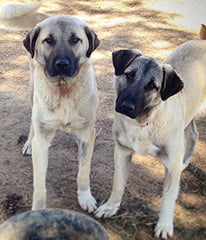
[75,126,97,213]
[96,142,133,218]
[155,150,184,239]
[32,122,55,210]
[22,121,34,156]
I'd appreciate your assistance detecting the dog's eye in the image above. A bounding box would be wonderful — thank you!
[71,37,81,45]
[125,71,136,81]
[145,81,158,91]
[44,37,54,45]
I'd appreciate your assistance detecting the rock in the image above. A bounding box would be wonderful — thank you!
[0,208,109,240]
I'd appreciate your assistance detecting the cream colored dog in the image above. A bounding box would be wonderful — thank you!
[96,39,206,239]
[0,2,100,212]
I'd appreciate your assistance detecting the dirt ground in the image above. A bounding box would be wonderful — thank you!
[0,0,206,239]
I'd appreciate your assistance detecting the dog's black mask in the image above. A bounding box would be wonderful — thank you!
[115,86,146,119]
[45,48,79,78]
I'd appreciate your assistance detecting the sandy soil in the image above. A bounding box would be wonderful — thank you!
[0,0,206,239]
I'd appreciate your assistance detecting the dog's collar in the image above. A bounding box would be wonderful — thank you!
[140,122,149,128]
[138,105,163,128]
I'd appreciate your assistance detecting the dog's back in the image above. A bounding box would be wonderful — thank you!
[164,39,206,125]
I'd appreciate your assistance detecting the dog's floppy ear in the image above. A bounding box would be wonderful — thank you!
[23,27,41,58]
[160,64,184,101]
[112,49,142,76]
[85,27,100,58]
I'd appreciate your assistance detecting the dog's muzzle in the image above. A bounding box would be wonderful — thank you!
[46,49,79,78]
[55,59,70,73]
[51,57,78,77]
[115,99,137,119]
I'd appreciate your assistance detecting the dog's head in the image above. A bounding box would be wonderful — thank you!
[113,49,184,123]
[23,16,100,82]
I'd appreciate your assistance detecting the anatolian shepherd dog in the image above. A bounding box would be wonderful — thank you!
[0,2,100,212]
[96,38,206,238]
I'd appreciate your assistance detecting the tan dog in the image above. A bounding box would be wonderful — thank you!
[1,3,100,212]
[96,39,206,239]
[0,2,48,30]
[200,24,206,40]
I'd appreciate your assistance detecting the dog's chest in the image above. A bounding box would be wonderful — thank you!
[132,134,160,157]
[53,103,87,128]
[36,80,95,128]
[117,122,164,157]
[131,130,159,156]
[36,93,91,131]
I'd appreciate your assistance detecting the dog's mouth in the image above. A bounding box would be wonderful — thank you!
[115,99,157,124]
[44,70,79,84]
[46,67,78,77]
[135,115,151,125]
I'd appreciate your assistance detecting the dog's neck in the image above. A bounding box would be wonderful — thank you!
[140,122,149,127]
[138,102,165,128]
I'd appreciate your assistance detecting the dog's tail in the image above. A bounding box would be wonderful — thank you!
[0,2,48,30]
[200,24,206,40]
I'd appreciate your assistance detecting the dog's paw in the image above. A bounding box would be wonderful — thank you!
[78,189,97,213]
[22,141,32,156]
[154,220,173,239]
[95,201,120,218]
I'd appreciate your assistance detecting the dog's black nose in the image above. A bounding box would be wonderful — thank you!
[116,99,137,119]
[55,59,70,71]
[121,100,135,112]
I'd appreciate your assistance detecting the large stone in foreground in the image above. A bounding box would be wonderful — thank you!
[0,208,109,240]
